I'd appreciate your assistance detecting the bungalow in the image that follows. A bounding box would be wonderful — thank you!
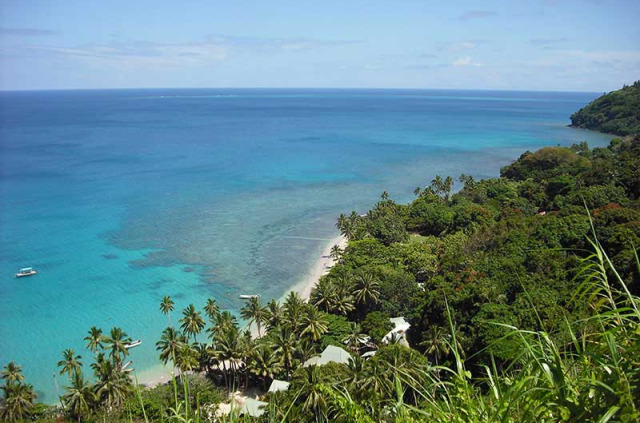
[382,316,411,345]
[239,398,268,418]
[268,379,291,393]
[303,345,352,367]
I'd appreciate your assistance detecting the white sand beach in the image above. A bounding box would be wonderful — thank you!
[139,234,349,388]
[290,234,348,301]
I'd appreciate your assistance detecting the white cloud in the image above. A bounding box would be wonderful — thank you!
[451,56,484,67]
[0,35,360,69]
[1,40,228,68]
[452,56,472,66]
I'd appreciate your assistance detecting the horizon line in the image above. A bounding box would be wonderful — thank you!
[0,86,608,94]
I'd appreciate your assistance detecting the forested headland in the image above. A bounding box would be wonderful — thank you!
[2,139,639,421]
[571,81,640,135]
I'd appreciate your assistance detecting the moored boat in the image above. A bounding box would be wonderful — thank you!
[124,340,142,349]
[239,294,260,299]
[15,267,37,278]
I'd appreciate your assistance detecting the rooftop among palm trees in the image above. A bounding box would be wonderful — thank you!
[303,345,351,367]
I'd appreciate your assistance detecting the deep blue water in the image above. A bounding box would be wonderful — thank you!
[0,88,612,402]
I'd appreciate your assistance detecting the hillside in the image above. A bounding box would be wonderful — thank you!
[570,81,640,135]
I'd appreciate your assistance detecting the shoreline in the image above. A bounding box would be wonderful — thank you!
[285,234,348,302]
[138,234,348,388]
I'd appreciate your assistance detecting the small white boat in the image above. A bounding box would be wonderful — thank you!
[122,361,134,372]
[239,294,260,300]
[124,340,142,349]
[15,267,37,278]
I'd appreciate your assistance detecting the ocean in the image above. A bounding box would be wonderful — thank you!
[0,88,613,402]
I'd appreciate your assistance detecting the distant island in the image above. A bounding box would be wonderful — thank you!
[570,81,640,135]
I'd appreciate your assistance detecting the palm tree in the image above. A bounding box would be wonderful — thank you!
[301,305,329,342]
[1,362,25,384]
[264,299,282,330]
[174,343,199,374]
[192,342,210,373]
[345,354,365,388]
[90,352,108,377]
[420,325,451,367]
[443,175,454,201]
[208,310,238,341]
[213,325,245,389]
[0,381,37,423]
[311,277,336,312]
[332,288,356,316]
[238,330,255,388]
[92,353,131,411]
[156,327,186,366]
[104,327,131,366]
[240,296,267,337]
[352,272,380,307]
[180,304,206,342]
[343,323,368,353]
[160,295,175,327]
[283,291,306,335]
[336,213,348,232]
[321,273,355,315]
[329,244,343,261]
[271,326,298,378]
[84,326,104,354]
[247,345,282,390]
[203,298,220,323]
[296,365,329,422]
[297,338,318,364]
[57,349,82,379]
[94,367,131,411]
[348,211,365,239]
[431,175,444,197]
[63,371,94,422]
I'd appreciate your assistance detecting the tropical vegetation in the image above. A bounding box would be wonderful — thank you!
[571,81,640,136]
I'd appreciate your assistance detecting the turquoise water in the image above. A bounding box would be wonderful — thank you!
[0,89,612,402]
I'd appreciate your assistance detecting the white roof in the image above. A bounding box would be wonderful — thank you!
[390,317,409,327]
[382,317,411,343]
[304,345,351,367]
[268,379,290,393]
[240,398,268,417]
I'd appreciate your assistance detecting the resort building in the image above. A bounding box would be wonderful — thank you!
[382,316,411,344]
[268,379,290,393]
[239,398,268,418]
[303,345,352,367]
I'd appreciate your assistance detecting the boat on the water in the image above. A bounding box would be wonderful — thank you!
[122,361,134,372]
[15,267,37,278]
[239,294,260,299]
[124,340,142,349]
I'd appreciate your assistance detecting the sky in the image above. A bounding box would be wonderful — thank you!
[0,0,638,91]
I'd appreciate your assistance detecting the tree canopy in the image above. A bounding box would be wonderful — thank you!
[570,81,640,135]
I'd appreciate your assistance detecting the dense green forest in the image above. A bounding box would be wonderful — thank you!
[2,136,639,422]
[571,81,640,135]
